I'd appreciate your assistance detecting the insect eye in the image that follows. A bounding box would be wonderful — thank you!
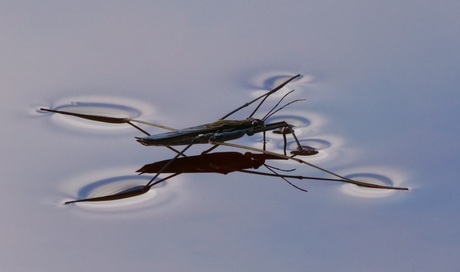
[252,120,261,126]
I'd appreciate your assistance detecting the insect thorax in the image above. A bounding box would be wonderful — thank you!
[206,118,261,130]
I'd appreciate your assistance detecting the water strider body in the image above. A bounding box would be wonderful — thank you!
[135,119,290,146]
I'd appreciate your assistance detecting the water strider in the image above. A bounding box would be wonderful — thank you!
[40,74,408,204]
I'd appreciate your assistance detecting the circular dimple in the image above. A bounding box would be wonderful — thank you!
[253,134,345,163]
[31,104,52,116]
[247,72,314,90]
[265,112,329,139]
[266,114,311,129]
[290,145,319,156]
[59,166,179,212]
[248,73,309,101]
[40,96,156,133]
[339,168,409,198]
[286,138,337,161]
[262,74,305,90]
[287,138,331,151]
[49,107,134,132]
[77,175,165,198]
[55,103,142,119]
[64,175,158,209]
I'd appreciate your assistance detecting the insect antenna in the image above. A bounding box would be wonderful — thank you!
[254,90,303,150]
[260,89,296,120]
[220,74,300,120]
[262,98,306,122]
[248,90,272,118]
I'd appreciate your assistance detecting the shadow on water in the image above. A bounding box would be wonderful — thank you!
[76,175,165,199]
[62,150,407,205]
[66,175,164,205]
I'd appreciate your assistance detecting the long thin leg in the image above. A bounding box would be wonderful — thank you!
[126,121,186,156]
[263,131,267,151]
[41,107,186,156]
[146,140,196,187]
[220,74,300,120]
[130,119,176,131]
[201,144,220,155]
[145,172,181,189]
[263,164,308,192]
[127,121,151,136]
[290,130,303,150]
[282,130,288,156]
[212,141,409,190]
[40,108,175,131]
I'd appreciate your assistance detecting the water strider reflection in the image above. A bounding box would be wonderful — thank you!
[63,150,407,205]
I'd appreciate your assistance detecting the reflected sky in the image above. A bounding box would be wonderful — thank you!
[2,1,460,272]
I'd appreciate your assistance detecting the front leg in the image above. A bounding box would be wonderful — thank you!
[248,121,318,156]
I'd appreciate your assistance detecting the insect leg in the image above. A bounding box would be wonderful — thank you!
[127,121,151,136]
[288,129,318,156]
[41,107,186,156]
[263,164,309,192]
[212,141,409,190]
[40,108,175,132]
[145,172,181,189]
[201,144,220,155]
[145,139,197,187]
[220,74,300,120]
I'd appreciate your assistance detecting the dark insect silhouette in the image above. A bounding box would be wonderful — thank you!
[40,74,408,204]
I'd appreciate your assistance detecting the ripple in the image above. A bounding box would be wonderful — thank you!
[59,166,179,212]
[247,73,311,102]
[288,138,332,150]
[40,96,156,133]
[339,166,409,198]
[286,139,330,159]
[31,103,53,116]
[260,135,344,162]
[267,111,329,137]
[247,72,314,91]
[266,114,311,128]
[56,103,141,118]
